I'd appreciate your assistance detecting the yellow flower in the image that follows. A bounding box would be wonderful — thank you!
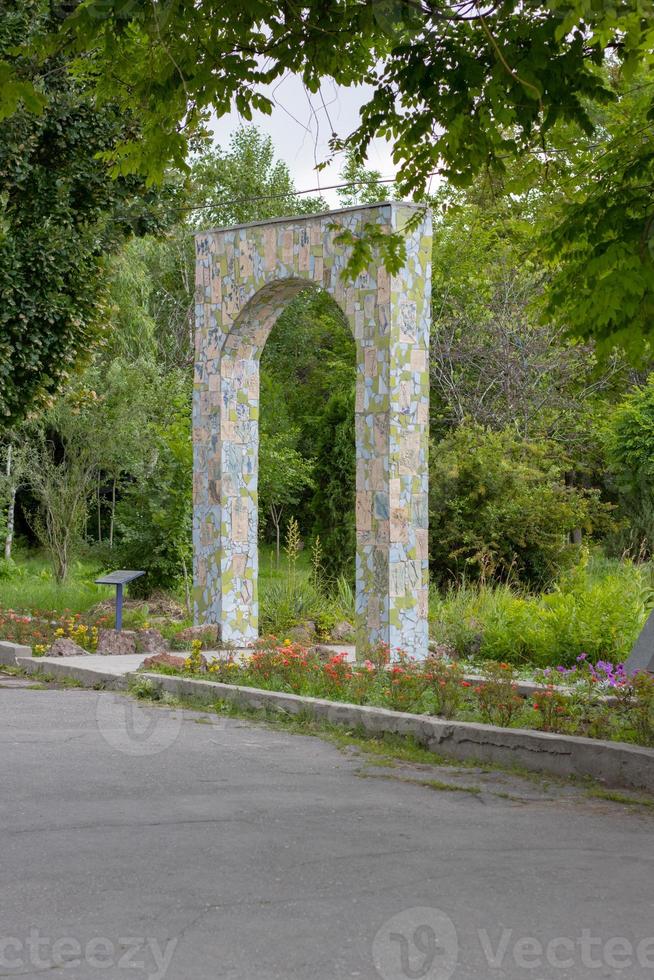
[283,639,291,647]
[54,628,65,637]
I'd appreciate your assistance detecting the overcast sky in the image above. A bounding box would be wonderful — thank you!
[210,75,399,207]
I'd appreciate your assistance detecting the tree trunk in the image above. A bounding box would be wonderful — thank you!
[54,537,68,584]
[565,470,583,544]
[181,555,192,616]
[271,506,281,568]
[109,475,117,549]
[97,478,102,544]
[4,443,14,561]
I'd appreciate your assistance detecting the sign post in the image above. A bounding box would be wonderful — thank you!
[94,570,145,631]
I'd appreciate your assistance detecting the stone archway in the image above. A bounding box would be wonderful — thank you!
[193,203,432,658]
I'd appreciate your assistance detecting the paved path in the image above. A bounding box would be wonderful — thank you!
[1,684,654,980]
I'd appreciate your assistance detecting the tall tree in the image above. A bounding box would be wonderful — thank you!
[337,147,388,207]
[429,180,627,461]
[189,128,324,226]
[542,71,654,356]
[0,0,166,423]
[42,0,650,194]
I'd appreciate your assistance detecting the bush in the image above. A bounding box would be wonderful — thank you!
[115,397,192,595]
[429,552,650,667]
[309,389,355,581]
[605,374,654,556]
[259,574,353,638]
[429,424,612,589]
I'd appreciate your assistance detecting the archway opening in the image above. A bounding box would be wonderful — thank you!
[258,287,356,640]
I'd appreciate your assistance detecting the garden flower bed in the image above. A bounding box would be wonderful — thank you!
[147,638,654,749]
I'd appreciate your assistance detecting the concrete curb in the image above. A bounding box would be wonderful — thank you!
[138,672,654,794]
[0,641,32,666]
[17,657,129,690]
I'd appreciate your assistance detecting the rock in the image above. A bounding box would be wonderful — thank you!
[288,623,315,645]
[136,628,167,655]
[331,621,355,642]
[97,629,137,655]
[309,644,335,663]
[428,641,459,661]
[140,652,186,671]
[48,638,88,657]
[173,624,220,648]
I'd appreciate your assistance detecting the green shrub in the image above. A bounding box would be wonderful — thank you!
[259,570,354,638]
[429,552,649,667]
[605,374,654,556]
[429,424,612,589]
[115,396,192,594]
[309,389,356,581]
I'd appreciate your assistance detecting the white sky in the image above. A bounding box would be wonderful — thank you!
[210,75,399,207]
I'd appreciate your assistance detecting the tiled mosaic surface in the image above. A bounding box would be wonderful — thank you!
[194,203,432,657]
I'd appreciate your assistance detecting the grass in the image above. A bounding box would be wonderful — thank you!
[429,551,652,666]
[358,771,483,794]
[586,787,654,808]
[0,549,107,614]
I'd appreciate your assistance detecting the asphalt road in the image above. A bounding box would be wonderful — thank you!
[1,680,654,980]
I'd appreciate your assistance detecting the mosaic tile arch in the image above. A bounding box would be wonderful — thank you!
[193,202,432,658]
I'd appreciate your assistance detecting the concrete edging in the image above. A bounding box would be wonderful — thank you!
[0,641,32,666]
[8,653,653,793]
[137,672,654,793]
[16,657,129,690]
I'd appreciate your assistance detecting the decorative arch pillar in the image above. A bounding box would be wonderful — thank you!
[193,203,432,658]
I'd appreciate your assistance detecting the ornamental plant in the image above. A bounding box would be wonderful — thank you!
[631,673,654,747]
[531,685,572,733]
[425,657,465,719]
[473,662,523,727]
[185,639,205,673]
[207,655,240,682]
[383,659,430,713]
[53,616,98,652]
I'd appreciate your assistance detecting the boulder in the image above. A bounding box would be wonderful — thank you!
[140,652,186,671]
[331,621,355,642]
[173,624,220,648]
[97,629,137,655]
[48,638,88,658]
[136,628,167,655]
[288,623,315,645]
